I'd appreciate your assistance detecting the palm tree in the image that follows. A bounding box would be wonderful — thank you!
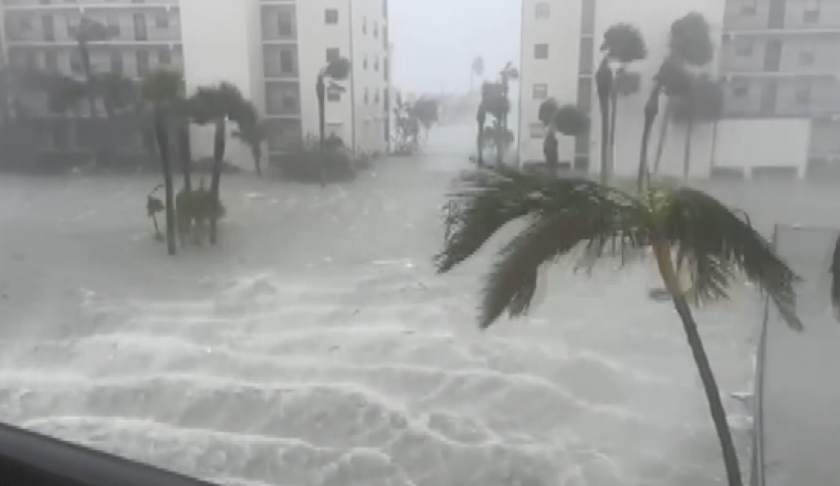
[476,102,487,166]
[652,12,715,175]
[72,17,113,118]
[480,82,510,165]
[141,69,185,256]
[498,62,519,131]
[233,118,268,175]
[538,98,560,170]
[671,75,725,178]
[435,176,800,486]
[601,23,647,177]
[595,58,613,183]
[189,82,256,244]
[316,58,351,149]
[470,56,485,91]
[552,104,589,162]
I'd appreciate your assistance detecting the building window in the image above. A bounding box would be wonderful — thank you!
[326,47,340,63]
[280,48,294,73]
[534,43,549,60]
[798,47,815,66]
[278,11,293,36]
[734,38,753,57]
[110,50,123,73]
[325,8,338,25]
[533,83,548,99]
[732,79,749,98]
[374,88,380,104]
[535,2,550,19]
[155,11,168,29]
[363,55,368,70]
[158,48,171,65]
[529,123,545,139]
[106,14,120,36]
[374,55,379,71]
[327,87,341,102]
[373,21,379,38]
[282,87,299,112]
[362,17,367,34]
[136,50,150,76]
[739,0,757,15]
[803,0,820,23]
[364,87,369,105]
[578,37,594,74]
[794,81,811,105]
[45,50,58,72]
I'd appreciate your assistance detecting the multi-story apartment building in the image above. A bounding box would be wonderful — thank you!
[0,0,391,168]
[181,0,391,167]
[1,0,183,159]
[518,0,826,178]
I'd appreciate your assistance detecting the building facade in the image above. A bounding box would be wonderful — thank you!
[181,0,391,168]
[0,0,391,168]
[518,0,833,178]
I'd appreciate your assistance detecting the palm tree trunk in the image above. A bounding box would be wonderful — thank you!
[653,99,671,174]
[683,116,694,179]
[316,75,326,187]
[608,90,619,179]
[652,244,744,486]
[599,101,610,184]
[208,117,225,245]
[252,145,262,175]
[77,39,96,119]
[476,123,484,167]
[710,120,719,171]
[153,108,176,256]
[177,124,192,192]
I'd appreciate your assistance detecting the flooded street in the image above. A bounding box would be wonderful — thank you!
[0,127,762,485]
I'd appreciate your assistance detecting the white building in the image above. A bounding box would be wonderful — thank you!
[518,0,820,179]
[181,0,391,169]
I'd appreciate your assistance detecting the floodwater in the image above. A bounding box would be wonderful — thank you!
[0,125,762,486]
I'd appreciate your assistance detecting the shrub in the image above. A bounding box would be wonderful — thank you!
[271,135,361,184]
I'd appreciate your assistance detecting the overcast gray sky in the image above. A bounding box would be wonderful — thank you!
[389,0,521,95]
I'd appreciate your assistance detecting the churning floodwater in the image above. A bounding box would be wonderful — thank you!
[0,126,762,485]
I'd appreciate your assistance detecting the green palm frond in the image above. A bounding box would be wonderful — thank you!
[660,186,802,330]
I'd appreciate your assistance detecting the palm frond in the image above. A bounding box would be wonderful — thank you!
[661,186,802,330]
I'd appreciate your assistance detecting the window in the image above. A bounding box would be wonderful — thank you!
[326,47,340,63]
[374,88,380,104]
[158,48,171,65]
[798,47,815,66]
[534,43,549,59]
[136,50,150,76]
[325,8,338,24]
[41,15,55,42]
[362,17,367,34]
[803,0,820,23]
[154,11,168,29]
[734,38,753,57]
[529,123,544,139]
[535,2,550,19]
[133,13,147,41]
[578,37,594,74]
[281,87,299,111]
[364,87,369,105]
[327,88,341,102]
[280,48,294,73]
[732,79,749,98]
[110,50,123,73]
[373,21,379,38]
[532,83,548,99]
[374,55,379,71]
[363,55,368,70]
[106,14,120,36]
[44,50,58,72]
[740,0,757,15]
[278,11,293,36]
[794,81,811,105]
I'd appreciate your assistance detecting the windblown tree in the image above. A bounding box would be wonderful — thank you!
[550,104,590,171]
[480,82,511,166]
[233,118,268,175]
[316,57,351,149]
[435,170,800,486]
[471,56,485,91]
[671,74,725,178]
[141,68,185,255]
[189,82,256,244]
[601,23,647,178]
[538,98,560,170]
[498,62,519,132]
[72,17,114,118]
[412,96,440,137]
[652,12,715,175]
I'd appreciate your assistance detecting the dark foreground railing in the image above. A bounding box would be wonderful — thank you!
[0,421,218,486]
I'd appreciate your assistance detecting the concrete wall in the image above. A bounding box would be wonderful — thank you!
[180,0,261,170]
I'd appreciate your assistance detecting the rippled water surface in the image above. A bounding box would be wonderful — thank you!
[0,128,759,485]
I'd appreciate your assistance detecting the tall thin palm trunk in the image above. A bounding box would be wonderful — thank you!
[608,90,619,178]
[683,116,694,179]
[153,108,176,256]
[177,124,192,192]
[709,120,719,171]
[652,245,744,486]
[653,100,671,174]
[208,117,225,245]
[315,74,327,187]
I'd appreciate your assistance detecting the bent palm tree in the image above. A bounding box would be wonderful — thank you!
[233,119,268,175]
[435,174,801,486]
